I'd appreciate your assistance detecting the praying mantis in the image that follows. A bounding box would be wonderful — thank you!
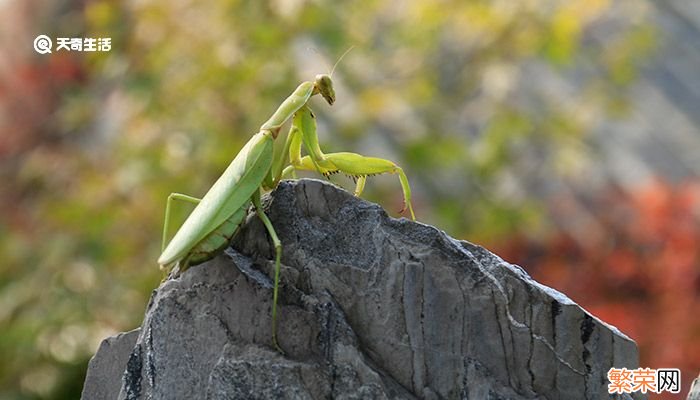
[158,72,415,352]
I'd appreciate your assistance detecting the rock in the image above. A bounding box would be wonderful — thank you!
[81,179,642,400]
[81,329,140,400]
[688,373,700,400]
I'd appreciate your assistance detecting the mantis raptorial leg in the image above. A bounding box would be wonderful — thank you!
[282,106,415,219]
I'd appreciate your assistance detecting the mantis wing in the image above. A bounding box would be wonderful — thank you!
[158,131,274,266]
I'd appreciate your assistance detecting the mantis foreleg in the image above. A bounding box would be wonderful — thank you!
[286,105,329,179]
[281,107,416,220]
[298,152,415,220]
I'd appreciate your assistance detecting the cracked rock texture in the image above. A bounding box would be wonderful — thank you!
[81,179,643,400]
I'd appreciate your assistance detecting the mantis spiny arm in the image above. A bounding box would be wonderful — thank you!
[296,152,416,220]
[280,105,416,220]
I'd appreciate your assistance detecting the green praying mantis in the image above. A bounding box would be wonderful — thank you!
[158,72,415,351]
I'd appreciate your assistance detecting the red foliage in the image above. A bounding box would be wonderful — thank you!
[0,44,85,156]
[493,178,700,399]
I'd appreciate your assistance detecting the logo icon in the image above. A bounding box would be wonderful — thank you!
[34,35,52,54]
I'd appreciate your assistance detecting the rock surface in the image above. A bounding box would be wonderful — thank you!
[688,373,700,400]
[81,329,139,400]
[82,179,643,400]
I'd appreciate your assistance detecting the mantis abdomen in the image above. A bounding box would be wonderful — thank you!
[158,131,274,270]
[186,205,249,266]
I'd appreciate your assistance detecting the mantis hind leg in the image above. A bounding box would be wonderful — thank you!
[296,152,416,220]
[251,190,284,354]
[162,193,202,252]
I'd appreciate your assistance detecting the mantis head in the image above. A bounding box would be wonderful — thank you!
[314,74,335,106]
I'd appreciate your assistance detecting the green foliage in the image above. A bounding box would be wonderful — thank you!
[0,1,655,398]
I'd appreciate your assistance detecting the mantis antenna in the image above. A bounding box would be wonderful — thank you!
[307,45,355,78]
[329,45,355,78]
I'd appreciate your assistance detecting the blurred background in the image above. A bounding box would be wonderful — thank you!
[1,0,698,398]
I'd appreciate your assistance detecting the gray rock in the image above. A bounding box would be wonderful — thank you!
[688,373,700,400]
[81,329,140,400]
[82,179,642,400]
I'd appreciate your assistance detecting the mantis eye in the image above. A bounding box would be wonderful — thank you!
[315,74,335,105]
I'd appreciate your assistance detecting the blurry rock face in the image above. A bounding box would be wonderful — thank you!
[688,374,700,400]
[81,179,642,400]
